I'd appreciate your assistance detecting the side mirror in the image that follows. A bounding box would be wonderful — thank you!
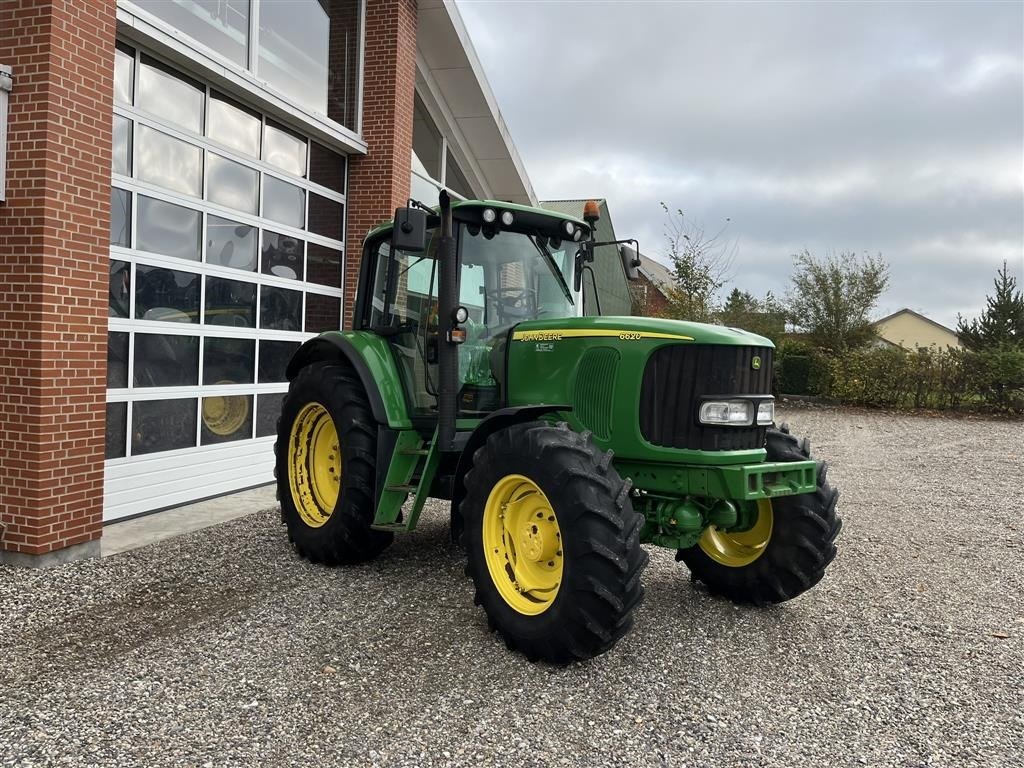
[620,243,641,280]
[392,207,427,252]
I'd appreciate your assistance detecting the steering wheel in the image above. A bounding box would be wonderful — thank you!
[484,287,537,319]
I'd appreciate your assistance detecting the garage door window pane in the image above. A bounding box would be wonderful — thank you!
[207,215,257,271]
[136,265,200,322]
[109,260,131,318]
[263,122,307,177]
[258,340,300,382]
[201,394,253,444]
[111,188,131,248]
[108,332,129,388]
[137,125,203,197]
[261,231,304,280]
[136,0,250,69]
[134,334,199,387]
[306,243,341,288]
[308,194,342,241]
[256,392,286,437]
[260,285,302,331]
[209,91,261,157]
[309,142,345,193]
[106,402,127,459]
[205,277,256,327]
[305,293,340,333]
[113,115,132,176]
[208,154,259,214]
[263,175,304,228]
[132,398,198,455]
[203,337,255,384]
[114,43,135,105]
[137,196,201,261]
[138,55,205,135]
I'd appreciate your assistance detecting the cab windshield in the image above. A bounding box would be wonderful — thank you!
[367,221,579,416]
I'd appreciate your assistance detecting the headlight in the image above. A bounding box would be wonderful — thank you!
[482,208,497,224]
[572,226,583,242]
[500,210,514,226]
[756,400,775,425]
[699,400,754,426]
[452,305,469,324]
[563,220,575,238]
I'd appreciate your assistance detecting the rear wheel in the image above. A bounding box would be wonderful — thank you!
[275,362,392,564]
[462,421,648,664]
[677,425,841,604]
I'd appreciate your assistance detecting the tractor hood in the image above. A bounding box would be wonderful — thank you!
[510,315,774,348]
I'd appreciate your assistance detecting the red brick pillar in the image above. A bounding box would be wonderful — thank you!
[0,0,116,565]
[342,0,418,327]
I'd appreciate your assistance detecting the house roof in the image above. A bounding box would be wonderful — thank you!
[416,1,536,205]
[871,308,959,337]
[638,254,674,293]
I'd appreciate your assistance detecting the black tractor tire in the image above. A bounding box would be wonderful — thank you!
[677,424,841,605]
[462,421,648,664]
[275,361,392,565]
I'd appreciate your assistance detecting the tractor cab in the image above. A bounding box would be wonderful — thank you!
[357,200,591,419]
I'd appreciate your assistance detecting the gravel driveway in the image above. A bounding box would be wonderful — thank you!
[2,407,1022,767]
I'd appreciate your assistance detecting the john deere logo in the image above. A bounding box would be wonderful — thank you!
[752,356,762,370]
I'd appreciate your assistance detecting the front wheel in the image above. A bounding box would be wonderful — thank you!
[462,421,648,664]
[677,425,841,605]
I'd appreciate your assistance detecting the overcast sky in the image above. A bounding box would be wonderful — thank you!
[456,0,1024,328]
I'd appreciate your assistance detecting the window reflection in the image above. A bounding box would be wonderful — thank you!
[203,337,255,384]
[445,150,473,199]
[209,91,261,157]
[138,55,205,135]
[132,398,197,455]
[260,285,302,331]
[325,0,360,132]
[263,122,307,177]
[135,265,200,322]
[208,154,259,214]
[261,231,304,280]
[136,0,249,69]
[207,215,257,271]
[201,393,253,444]
[413,95,442,180]
[106,402,127,459]
[108,332,129,388]
[137,196,201,260]
[205,277,256,327]
[113,115,132,176]
[258,340,300,382]
[258,1,329,115]
[111,188,131,248]
[306,243,341,287]
[114,43,135,105]
[305,292,340,333]
[309,142,345,193]
[134,334,199,387]
[136,125,203,197]
[109,260,131,317]
[255,392,287,437]
[263,176,305,228]
[308,194,342,241]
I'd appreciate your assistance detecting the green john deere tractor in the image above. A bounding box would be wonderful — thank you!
[276,192,841,664]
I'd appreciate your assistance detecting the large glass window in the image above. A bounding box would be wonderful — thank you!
[412,96,442,180]
[136,1,250,68]
[108,45,347,463]
[257,0,330,115]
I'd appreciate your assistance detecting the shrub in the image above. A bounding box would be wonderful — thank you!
[966,346,1024,413]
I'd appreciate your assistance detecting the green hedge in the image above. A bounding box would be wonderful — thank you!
[773,342,1024,414]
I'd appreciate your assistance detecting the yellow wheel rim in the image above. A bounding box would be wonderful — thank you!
[287,402,341,528]
[202,386,249,437]
[699,499,773,567]
[482,474,564,615]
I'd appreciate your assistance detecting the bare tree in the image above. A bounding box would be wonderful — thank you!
[659,202,736,323]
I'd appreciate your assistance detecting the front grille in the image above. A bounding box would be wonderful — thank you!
[639,344,773,451]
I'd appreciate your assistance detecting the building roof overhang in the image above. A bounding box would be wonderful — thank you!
[416,0,536,206]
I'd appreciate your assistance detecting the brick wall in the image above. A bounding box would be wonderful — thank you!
[0,0,116,559]
[341,0,418,327]
[632,274,674,317]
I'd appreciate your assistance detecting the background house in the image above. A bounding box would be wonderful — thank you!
[634,254,675,317]
[872,308,962,350]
